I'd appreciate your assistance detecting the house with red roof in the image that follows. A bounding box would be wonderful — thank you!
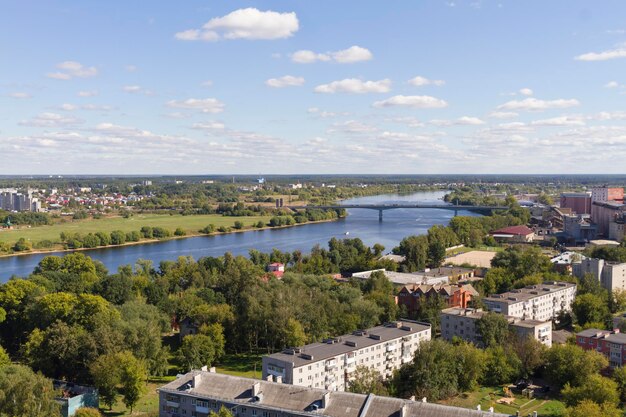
[489,225,535,243]
[267,262,285,278]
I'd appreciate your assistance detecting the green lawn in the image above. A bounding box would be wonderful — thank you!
[215,352,264,379]
[440,386,566,416]
[100,379,168,417]
[0,213,272,244]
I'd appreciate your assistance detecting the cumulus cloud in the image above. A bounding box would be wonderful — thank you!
[408,76,445,87]
[46,61,98,80]
[307,108,349,118]
[175,8,299,41]
[9,92,32,99]
[265,75,305,88]
[166,98,225,113]
[191,121,227,131]
[488,111,518,119]
[519,88,533,96]
[291,46,372,64]
[77,90,98,97]
[327,120,378,135]
[19,112,83,128]
[430,116,485,126]
[497,97,580,111]
[530,116,586,127]
[372,95,448,109]
[314,78,391,94]
[575,43,626,61]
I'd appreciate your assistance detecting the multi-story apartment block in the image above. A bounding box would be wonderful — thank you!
[591,187,624,203]
[158,370,509,417]
[573,258,626,292]
[576,328,626,368]
[262,321,431,391]
[440,307,552,347]
[483,281,576,322]
[0,189,41,212]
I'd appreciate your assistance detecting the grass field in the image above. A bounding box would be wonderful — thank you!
[100,379,167,417]
[215,352,264,379]
[0,213,273,245]
[440,386,566,416]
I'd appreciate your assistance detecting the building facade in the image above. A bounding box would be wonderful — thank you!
[397,283,478,314]
[576,328,626,368]
[158,370,509,417]
[440,307,552,347]
[560,192,592,215]
[482,282,576,322]
[591,200,625,237]
[489,225,535,243]
[591,187,624,203]
[0,190,41,212]
[573,258,626,292]
[262,321,431,391]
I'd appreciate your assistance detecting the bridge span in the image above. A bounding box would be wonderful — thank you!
[285,204,508,221]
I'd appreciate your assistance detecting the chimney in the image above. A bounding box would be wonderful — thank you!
[409,396,415,401]
[252,382,261,397]
[209,367,216,373]
[192,373,202,388]
[400,404,408,417]
[276,376,282,384]
[266,375,272,382]
[476,404,481,411]
[421,397,427,403]
[488,407,494,413]
[322,392,331,408]
[201,365,208,372]
[533,412,538,417]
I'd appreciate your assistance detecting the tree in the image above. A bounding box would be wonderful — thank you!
[74,408,102,417]
[13,238,31,252]
[572,293,610,327]
[110,230,126,245]
[455,342,487,391]
[233,221,244,230]
[427,241,446,268]
[0,364,61,417]
[179,328,225,371]
[0,346,9,367]
[565,400,621,417]
[209,406,234,417]
[284,318,307,348]
[90,353,120,409]
[395,235,429,272]
[174,227,186,236]
[612,365,626,402]
[511,335,546,379]
[347,366,388,395]
[562,374,619,407]
[118,351,147,413]
[476,312,510,348]
[543,344,608,387]
[482,345,520,386]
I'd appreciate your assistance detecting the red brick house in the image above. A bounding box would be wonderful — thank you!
[397,283,478,314]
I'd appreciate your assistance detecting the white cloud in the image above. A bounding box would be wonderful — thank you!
[327,120,378,135]
[314,78,391,94]
[46,61,98,80]
[575,43,626,61]
[19,112,83,128]
[307,108,349,118]
[386,116,424,128]
[291,46,373,64]
[81,104,113,111]
[166,98,225,113]
[372,95,448,109]
[123,85,152,95]
[497,97,580,111]
[291,50,330,63]
[408,76,445,87]
[488,111,518,119]
[175,8,299,41]
[605,81,620,88]
[77,90,98,97]
[191,122,227,131]
[9,92,32,99]
[125,65,138,72]
[530,116,586,127]
[430,116,485,126]
[519,88,533,96]
[331,46,373,63]
[201,80,213,87]
[265,75,305,88]
[59,103,78,111]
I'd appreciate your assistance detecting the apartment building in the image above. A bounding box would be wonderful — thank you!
[0,189,41,212]
[591,186,624,203]
[573,258,626,292]
[483,281,576,322]
[576,328,626,368]
[440,307,552,347]
[397,283,478,313]
[262,321,431,392]
[158,370,509,417]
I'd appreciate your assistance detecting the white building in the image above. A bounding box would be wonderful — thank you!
[573,258,626,292]
[262,321,431,391]
[483,281,576,322]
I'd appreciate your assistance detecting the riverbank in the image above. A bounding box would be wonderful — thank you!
[0,216,342,259]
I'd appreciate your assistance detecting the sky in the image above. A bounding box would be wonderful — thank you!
[2,1,626,175]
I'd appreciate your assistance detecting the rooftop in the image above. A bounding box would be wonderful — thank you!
[352,267,474,286]
[483,281,576,305]
[265,321,430,367]
[577,329,626,344]
[159,371,509,417]
[489,225,534,236]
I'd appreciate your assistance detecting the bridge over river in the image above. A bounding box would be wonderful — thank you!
[286,204,508,221]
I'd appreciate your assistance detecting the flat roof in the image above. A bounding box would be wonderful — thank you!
[483,281,576,305]
[577,329,626,344]
[265,321,430,368]
[159,371,509,417]
[352,268,473,286]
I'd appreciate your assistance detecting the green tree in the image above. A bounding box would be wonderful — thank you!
[179,324,225,371]
[13,238,31,252]
[90,353,120,409]
[572,293,610,327]
[511,335,546,379]
[73,408,101,417]
[543,344,608,387]
[612,365,626,402]
[395,235,429,272]
[0,346,10,367]
[118,351,147,413]
[482,345,520,386]
[455,341,487,391]
[0,364,61,417]
[233,221,244,230]
[476,312,510,348]
[209,406,234,417]
[562,374,619,407]
[565,400,621,417]
[347,366,388,395]
[284,318,307,348]
[110,230,126,245]
[174,227,186,236]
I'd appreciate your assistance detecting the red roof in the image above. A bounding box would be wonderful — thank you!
[490,225,533,236]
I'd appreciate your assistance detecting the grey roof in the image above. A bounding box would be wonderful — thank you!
[159,371,510,417]
[265,321,430,368]
[483,281,576,305]
[577,329,626,344]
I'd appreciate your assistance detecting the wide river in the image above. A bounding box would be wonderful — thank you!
[0,190,479,280]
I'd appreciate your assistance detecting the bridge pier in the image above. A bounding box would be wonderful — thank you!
[454,209,458,217]
[378,210,383,222]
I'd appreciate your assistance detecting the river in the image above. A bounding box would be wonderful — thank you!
[0,190,480,281]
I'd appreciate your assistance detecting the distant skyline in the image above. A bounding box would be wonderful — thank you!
[2,1,626,174]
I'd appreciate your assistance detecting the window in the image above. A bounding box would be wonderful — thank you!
[252,410,257,416]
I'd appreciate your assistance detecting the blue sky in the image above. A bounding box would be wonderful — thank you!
[2,1,626,174]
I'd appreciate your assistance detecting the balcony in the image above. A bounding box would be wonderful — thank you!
[196,405,210,414]
[386,344,397,352]
[166,401,180,408]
